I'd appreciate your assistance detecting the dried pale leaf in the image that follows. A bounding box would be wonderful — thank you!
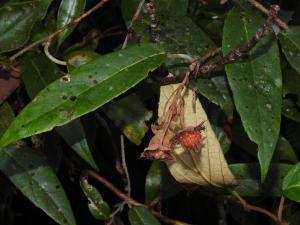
[159,83,236,186]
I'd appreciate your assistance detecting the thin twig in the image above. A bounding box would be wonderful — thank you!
[231,191,278,222]
[248,0,288,30]
[122,0,145,48]
[277,195,285,225]
[160,47,221,85]
[87,170,143,207]
[120,135,131,203]
[87,170,191,225]
[160,5,280,85]
[167,53,195,63]
[152,211,191,225]
[9,0,110,62]
[44,41,67,65]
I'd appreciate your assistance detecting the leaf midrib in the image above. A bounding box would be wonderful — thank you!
[16,51,164,133]
[241,15,266,149]
[1,147,71,223]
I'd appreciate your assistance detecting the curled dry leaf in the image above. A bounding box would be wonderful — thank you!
[158,83,236,187]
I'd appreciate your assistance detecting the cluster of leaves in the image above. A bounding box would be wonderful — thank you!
[1,0,300,224]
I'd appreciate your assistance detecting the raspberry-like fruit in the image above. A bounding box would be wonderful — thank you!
[172,122,205,151]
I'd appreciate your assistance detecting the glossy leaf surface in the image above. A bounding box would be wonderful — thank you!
[35,0,53,19]
[80,177,110,220]
[21,52,64,99]
[282,99,300,123]
[0,2,37,53]
[128,206,160,225]
[223,7,282,181]
[0,145,76,225]
[197,76,234,119]
[279,26,300,74]
[0,44,165,148]
[21,51,98,170]
[57,0,86,44]
[103,94,152,145]
[283,163,300,202]
[145,161,181,203]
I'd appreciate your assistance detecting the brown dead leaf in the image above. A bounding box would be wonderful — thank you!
[0,67,21,104]
[159,83,236,187]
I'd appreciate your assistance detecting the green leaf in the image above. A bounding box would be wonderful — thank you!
[0,102,15,131]
[57,0,86,45]
[274,136,298,163]
[156,0,188,17]
[122,0,188,22]
[133,5,216,68]
[0,43,166,148]
[230,163,291,197]
[223,7,282,181]
[65,50,101,72]
[121,0,140,22]
[21,52,64,99]
[80,176,110,220]
[103,93,152,145]
[197,75,234,120]
[282,99,300,123]
[279,26,300,75]
[128,206,160,225]
[145,161,163,203]
[283,67,300,98]
[283,163,300,202]
[35,0,53,20]
[145,161,181,203]
[56,120,99,170]
[211,125,231,154]
[134,15,216,78]
[0,144,76,225]
[0,2,37,53]
[21,51,98,170]
[138,15,216,58]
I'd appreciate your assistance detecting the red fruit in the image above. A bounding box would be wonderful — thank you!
[173,122,205,151]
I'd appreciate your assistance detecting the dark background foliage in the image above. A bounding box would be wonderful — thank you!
[1,0,300,225]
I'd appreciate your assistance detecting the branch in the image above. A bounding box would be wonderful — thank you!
[277,195,285,225]
[120,135,131,202]
[248,0,288,30]
[160,5,280,85]
[87,170,143,207]
[9,0,110,62]
[231,191,278,223]
[122,0,145,48]
[147,0,160,43]
[86,170,191,225]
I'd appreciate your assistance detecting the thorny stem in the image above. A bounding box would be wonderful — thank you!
[9,0,110,62]
[87,170,191,225]
[248,0,288,30]
[231,191,279,223]
[160,5,281,85]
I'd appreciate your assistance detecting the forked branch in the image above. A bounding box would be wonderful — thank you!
[160,5,281,85]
